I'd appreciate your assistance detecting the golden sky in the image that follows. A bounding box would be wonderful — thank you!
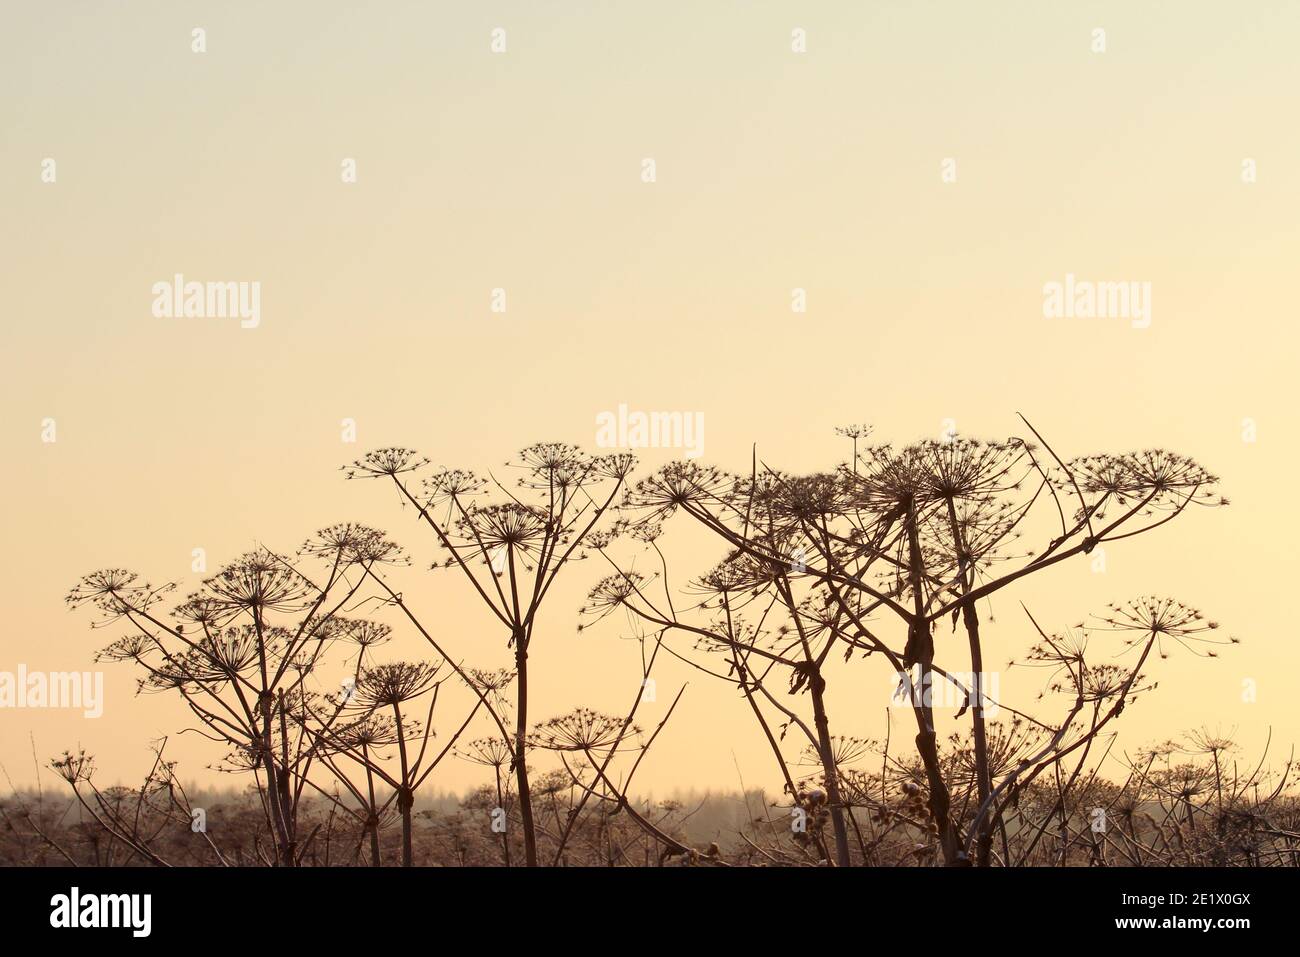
[2,1,1298,795]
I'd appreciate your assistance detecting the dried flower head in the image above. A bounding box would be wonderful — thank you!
[1095,597,1236,658]
[529,708,639,753]
[355,660,442,707]
[344,448,430,479]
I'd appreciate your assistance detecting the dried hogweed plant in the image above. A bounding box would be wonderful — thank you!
[37,424,1295,868]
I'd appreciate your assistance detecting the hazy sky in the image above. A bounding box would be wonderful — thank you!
[2,2,1298,796]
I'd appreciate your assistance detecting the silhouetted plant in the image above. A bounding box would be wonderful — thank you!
[596,420,1232,865]
[345,444,635,866]
[64,525,481,866]
[42,424,1287,869]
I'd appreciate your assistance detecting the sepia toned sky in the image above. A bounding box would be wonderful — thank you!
[2,1,1298,797]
